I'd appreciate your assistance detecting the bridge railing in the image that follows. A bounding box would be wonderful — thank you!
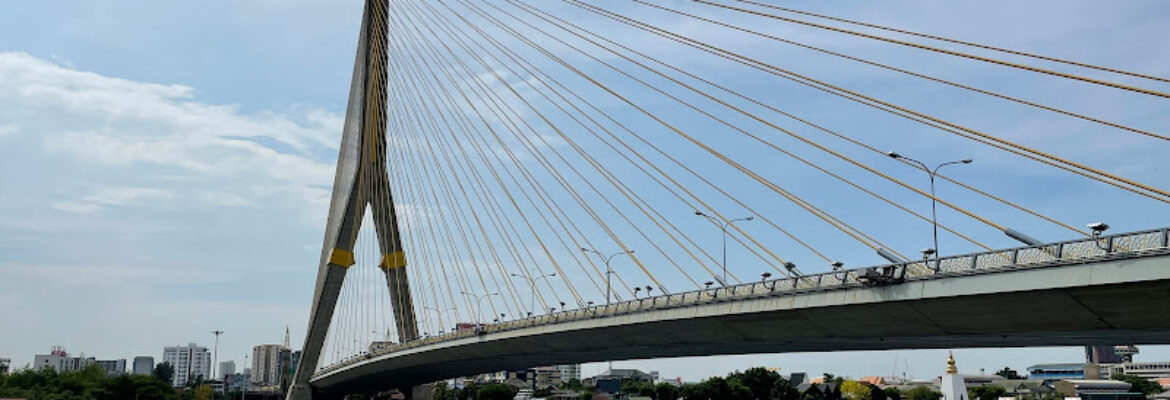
[316,227,1170,375]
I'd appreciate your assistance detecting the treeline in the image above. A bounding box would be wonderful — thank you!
[0,364,215,400]
[621,368,943,400]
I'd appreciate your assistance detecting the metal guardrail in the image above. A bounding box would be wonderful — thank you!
[315,227,1170,375]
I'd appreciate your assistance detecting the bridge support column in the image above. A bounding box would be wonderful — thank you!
[287,0,418,398]
[407,384,435,400]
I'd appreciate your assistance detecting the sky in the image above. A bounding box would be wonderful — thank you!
[2,0,1170,383]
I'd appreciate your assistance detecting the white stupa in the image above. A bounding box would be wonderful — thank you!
[941,353,969,400]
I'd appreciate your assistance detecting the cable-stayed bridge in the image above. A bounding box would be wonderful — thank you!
[288,1,1170,398]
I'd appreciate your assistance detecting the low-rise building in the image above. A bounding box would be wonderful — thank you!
[556,364,581,383]
[33,347,95,373]
[1028,363,1087,382]
[534,366,562,389]
[1053,379,1132,397]
[985,379,1057,398]
[0,357,10,375]
[1100,362,1170,380]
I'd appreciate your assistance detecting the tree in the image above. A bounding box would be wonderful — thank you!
[681,377,753,400]
[733,367,782,400]
[562,378,584,390]
[534,387,554,398]
[882,387,902,400]
[654,382,680,400]
[433,381,451,400]
[904,387,941,400]
[477,383,515,400]
[773,376,801,400]
[622,380,655,396]
[968,386,1006,400]
[822,374,845,386]
[994,367,1024,380]
[153,362,175,385]
[192,384,213,400]
[1112,373,1163,396]
[840,381,872,400]
[577,386,595,400]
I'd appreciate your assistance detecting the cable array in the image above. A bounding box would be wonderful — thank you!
[316,0,1169,369]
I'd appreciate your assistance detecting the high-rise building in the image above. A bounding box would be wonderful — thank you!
[34,346,95,372]
[95,359,127,377]
[1114,345,1140,363]
[251,344,290,387]
[163,343,212,387]
[219,360,236,379]
[1,357,11,375]
[556,364,581,383]
[1086,345,1123,364]
[133,356,154,375]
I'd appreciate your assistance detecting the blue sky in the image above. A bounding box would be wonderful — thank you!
[2,0,1169,382]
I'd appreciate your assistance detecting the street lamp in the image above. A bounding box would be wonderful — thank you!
[460,291,498,325]
[694,210,754,285]
[580,247,635,305]
[887,151,972,268]
[510,271,557,315]
[424,306,458,332]
[211,330,224,382]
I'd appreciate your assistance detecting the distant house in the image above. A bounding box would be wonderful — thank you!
[1028,363,1087,383]
[985,379,1056,398]
[1053,379,1136,398]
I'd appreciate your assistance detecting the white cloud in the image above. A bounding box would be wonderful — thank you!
[200,190,252,207]
[0,51,341,221]
[52,186,175,214]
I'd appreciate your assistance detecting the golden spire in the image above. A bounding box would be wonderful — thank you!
[946,352,958,374]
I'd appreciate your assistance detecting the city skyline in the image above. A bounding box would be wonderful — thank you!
[2,0,1169,394]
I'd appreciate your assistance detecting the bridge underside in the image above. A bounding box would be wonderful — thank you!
[310,254,1170,395]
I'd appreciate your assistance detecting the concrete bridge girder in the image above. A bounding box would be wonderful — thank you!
[309,252,1170,393]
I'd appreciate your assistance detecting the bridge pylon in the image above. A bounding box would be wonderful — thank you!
[287,0,417,399]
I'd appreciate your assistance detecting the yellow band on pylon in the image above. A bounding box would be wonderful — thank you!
[380,251,407,270]
[329,248,355,267]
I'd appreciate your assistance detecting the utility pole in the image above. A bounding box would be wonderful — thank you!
[211,330,224,382]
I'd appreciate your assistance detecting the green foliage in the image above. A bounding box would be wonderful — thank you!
[191,384,213,400]
[994,367,1024,380]
[153,362,175,385]
[477,383,515,400]
[772,376,801,400]
[840,381,871,400]
[1038,392,1064,400]
[654,382,680,400]
[728,367,782,400]
[622,380,655,396]
[968,385,1006,400]
[882,387,902,400]
[562,378,584,390]
[904,386,942,400]
[576,386,595,400]
[822,374,845,387]
[1112,373,1164,395]
[680,376,753,400]
[533,387,553,398]
[0,365,178,400]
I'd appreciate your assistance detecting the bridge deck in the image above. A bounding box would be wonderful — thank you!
[311,228,1170,393]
